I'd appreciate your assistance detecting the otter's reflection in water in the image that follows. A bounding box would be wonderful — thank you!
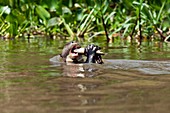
[49,55,100,77]
[50,55,170,77]
[62,63,99,78]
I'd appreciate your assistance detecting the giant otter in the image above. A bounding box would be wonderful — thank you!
[49,41,104,77]
[50,41,170,77]
[60,41,104,64]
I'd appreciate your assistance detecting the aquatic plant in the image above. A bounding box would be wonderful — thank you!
[0,0,169,44]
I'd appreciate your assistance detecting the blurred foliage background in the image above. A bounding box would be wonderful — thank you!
[0,0,169,44]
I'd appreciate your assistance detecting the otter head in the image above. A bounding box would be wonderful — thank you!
[60,41,83,63]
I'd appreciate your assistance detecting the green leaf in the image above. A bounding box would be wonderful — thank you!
[6,13,16,23]
[61,16,74,37]
[62,6,72,15]
[47,17,61,27]
[123,23,131,37]
[36,5,50,20]
[79,8,95,31]
[157,1,166,21]
[102,0,109,14]
[105,12,116,24]
[133,1,140,6]
[0,6,11,16]
[12,9,25,24]
[7,22,18,37]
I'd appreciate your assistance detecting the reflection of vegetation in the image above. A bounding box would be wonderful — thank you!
[0,0,169,44]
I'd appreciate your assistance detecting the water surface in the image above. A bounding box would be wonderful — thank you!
[0,38,170,113]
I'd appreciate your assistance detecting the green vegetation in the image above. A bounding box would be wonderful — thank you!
[0,0,169,44]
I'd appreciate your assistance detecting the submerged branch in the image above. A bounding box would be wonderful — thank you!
[130,18,138,43]
[139,9,142,45]
[156,27,166,41]
[101,15,109,43]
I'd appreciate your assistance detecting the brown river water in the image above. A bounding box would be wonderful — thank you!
[0,38,170,113]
